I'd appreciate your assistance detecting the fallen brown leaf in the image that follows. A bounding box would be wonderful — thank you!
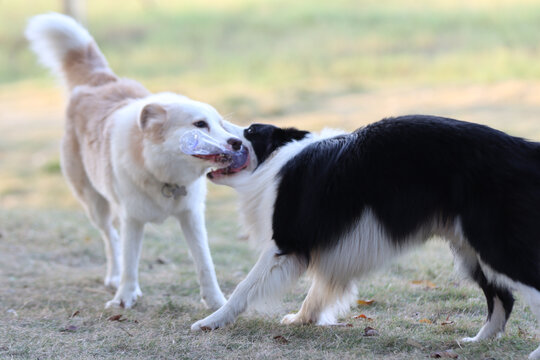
[273,335,289,344]
[107,314,125,322]
[352,314,373,321]
[363,326,379,336]
[70,310,80,318]
[411,280,436,288]
[419,318,433,324]
[357,299,375,306]
[430,349,458,358]
[441,315,454,326]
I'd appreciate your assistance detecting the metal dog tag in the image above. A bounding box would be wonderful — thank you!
[161,184,187,199]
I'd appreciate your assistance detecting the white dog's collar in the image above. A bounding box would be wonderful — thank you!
[161,183,187,199]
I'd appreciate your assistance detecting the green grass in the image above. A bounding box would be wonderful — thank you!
[4,0,540,118]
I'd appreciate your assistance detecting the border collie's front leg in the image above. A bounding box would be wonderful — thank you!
[191,243,306,331]
[461,265,514,342]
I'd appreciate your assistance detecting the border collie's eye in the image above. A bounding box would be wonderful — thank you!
[193,120,208,129]
[246,127,254,134]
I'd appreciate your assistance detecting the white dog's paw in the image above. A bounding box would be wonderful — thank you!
[105,284,142,309]
[191,309,235,332]
[104,275,121,290]
[201,293,227,311]
[460,336,478,343]
[281,312,309,325]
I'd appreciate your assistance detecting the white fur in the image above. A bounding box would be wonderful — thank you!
[101,94,231,310]
[461,297,506,342]
[25,13,93,82]
[26,13,230,310]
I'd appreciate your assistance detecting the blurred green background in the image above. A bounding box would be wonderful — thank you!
[3,0,540,208]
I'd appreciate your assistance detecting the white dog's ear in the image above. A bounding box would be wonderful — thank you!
[139,103,167,131]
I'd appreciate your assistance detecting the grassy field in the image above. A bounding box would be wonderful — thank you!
[1,0,540,358]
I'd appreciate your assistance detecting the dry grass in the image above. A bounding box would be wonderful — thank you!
[0,208,538,359]
[2,83,540,359]
[2,0,540,358]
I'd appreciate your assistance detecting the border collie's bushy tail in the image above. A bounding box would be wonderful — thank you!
[25,13,116,90]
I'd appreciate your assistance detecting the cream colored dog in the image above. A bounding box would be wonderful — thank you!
[25,13,242,309]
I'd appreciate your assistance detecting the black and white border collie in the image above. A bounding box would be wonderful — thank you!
[193,115,540,359]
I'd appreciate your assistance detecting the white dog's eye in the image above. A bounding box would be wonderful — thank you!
[193,120,209,129]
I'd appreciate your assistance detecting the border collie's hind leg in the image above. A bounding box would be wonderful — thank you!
[520,286,540,359]
[281,274,356,326]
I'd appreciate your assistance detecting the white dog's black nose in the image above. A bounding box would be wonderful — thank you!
[228,138,242,151]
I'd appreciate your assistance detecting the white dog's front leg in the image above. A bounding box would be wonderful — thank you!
[191,243,306,331]
[178,209,226,310]
[105,217,144,309]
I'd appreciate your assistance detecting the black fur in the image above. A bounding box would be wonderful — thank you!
[244,124,310,167]
[247,115,540,292]
[471,263,514,322]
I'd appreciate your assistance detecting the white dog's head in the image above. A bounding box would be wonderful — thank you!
[137,93,249,184]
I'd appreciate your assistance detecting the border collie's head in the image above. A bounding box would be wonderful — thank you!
[208,122,309,186]
[245,124,310,167]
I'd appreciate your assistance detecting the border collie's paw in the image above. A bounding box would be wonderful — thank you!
[105,284,142,309]
[281,312,308,325]
[191,309,235,332]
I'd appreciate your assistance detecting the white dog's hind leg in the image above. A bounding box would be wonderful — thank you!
[78,188,121,289]
[105,217,144,309]
[281,274,356,326]
[83,192,121,289]
[519,285,540,359]
[178,209,226,310]
[61,137,121,289]
[191,243,306,331]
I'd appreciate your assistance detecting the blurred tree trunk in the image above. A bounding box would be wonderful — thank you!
[63,0,86,24]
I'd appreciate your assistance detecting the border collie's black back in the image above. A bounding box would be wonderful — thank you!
[272,115,540,289]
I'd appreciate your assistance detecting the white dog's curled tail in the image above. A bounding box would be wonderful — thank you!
[25,12,116,89]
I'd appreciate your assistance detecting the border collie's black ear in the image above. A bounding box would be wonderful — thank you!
[273,128,310,145]
[245,124,310,168]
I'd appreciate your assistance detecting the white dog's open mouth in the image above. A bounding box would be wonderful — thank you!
[179,129,249,179]
[205,147,249,179]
